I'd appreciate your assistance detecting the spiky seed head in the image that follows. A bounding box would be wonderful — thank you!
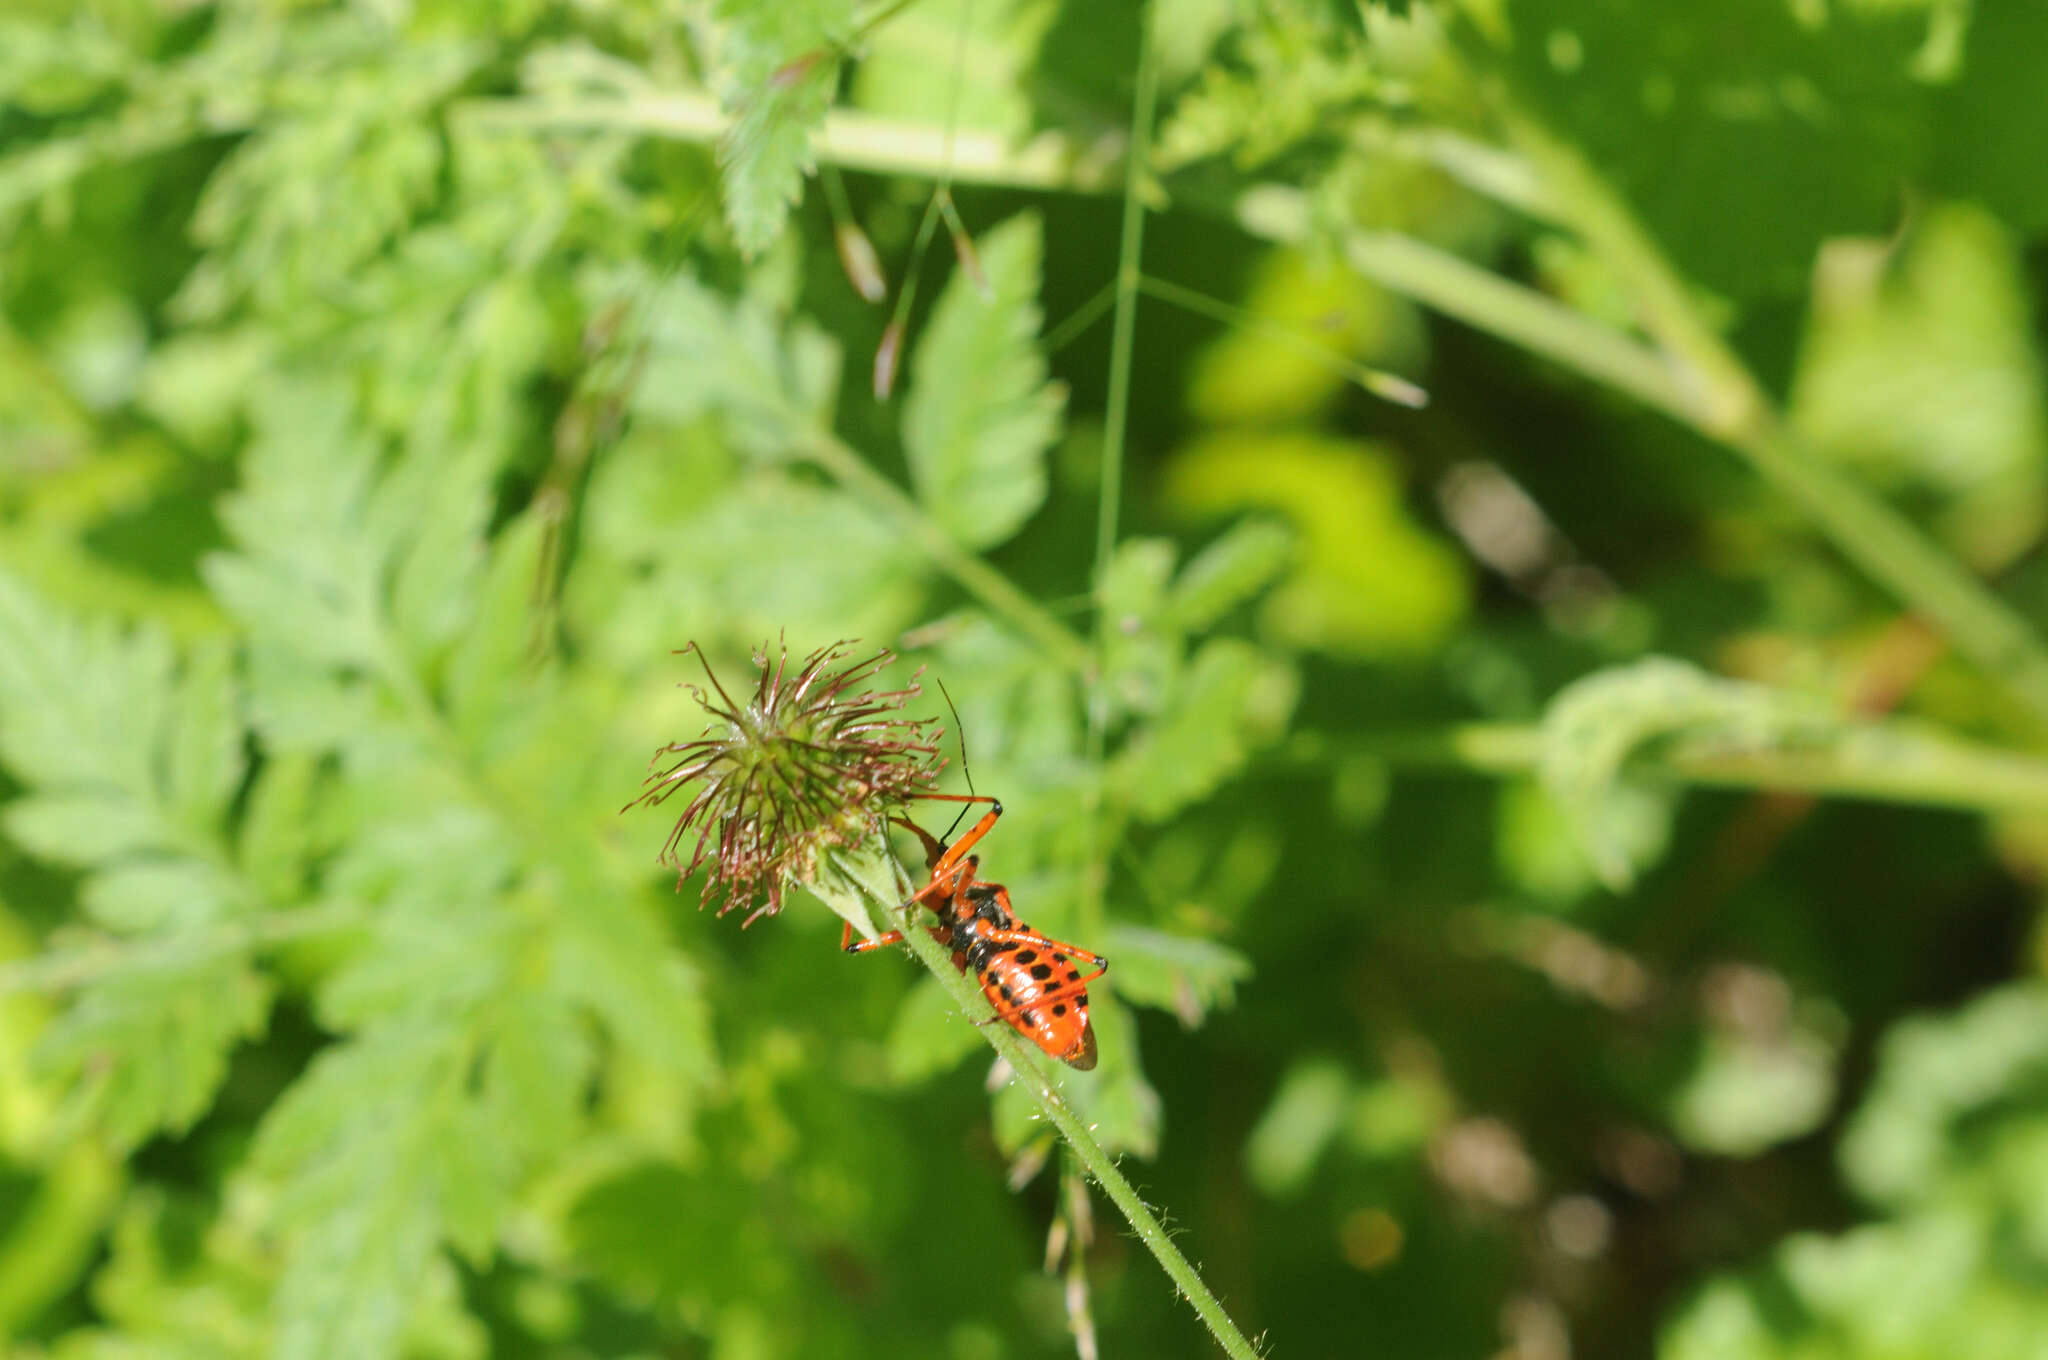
[628,639,942,926]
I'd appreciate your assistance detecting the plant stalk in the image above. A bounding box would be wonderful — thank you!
[835,840,1264,1360]
[1339,722,2048,812]
[1501,110,2048,730]
[454,94,1126,193]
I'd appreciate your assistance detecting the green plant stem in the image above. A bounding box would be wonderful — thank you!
[1502,112,2048,729]
[1338,722,2048,812]
[840,841,1264,1360]
[801,432,1089,669]
[1077,1,1162,936]
[455,95,1126,192]
[1232,188,1694,420]
[1093,9,1159,599]
[1137,273,1428,408]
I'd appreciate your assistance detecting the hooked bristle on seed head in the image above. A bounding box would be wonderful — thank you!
[627,638,943,926]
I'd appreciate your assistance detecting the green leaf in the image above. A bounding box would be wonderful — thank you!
[202,381,387,678]
[255,1023,480,1360]
[314,893,511,1033]
[1539,658,1836,889]
[445,510,550,744]
[1660,1216,2032,1360]
[1183,248,1423,425]
[0,571,241,867]
[1245,1059,1351,1197]
[807,840,904,949]
[554,892,721,1105]
[1063,996,1161,1159]
[1344,1073,1448,1159]
[1099,537,1179,719]
[1789,204,2047,555]
[623,272,842,457]
[165,641,244,826]
[1164,519,1295,633]
[5,790,174,864]
[885,975,985,1084]
[1669,1029,1840,1158]
[135,327,275,453]
[0,568,170,791]
[1101,924,1252,1027]
[78,860,239,933]
[1163,432,1468,658]
[0,568,272,1151]
[180,36,482,319]
[1112,638,1298,822]
[1496,776,1670,907]
[1840,983,2048,1212]
[239,752,320,899]
[715,0,855,255]
[37,953,271,1151]
[902,212,1064,551]
[1155,2,1384,174]
[480,992,595,1174]
[382,444,495,665]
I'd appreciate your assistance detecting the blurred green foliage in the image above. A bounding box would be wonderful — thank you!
[5,1,2048,1358]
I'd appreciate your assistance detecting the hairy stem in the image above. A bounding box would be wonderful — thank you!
[830,840,1264,1360]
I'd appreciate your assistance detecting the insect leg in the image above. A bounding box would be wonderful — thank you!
[905,793,1003,881]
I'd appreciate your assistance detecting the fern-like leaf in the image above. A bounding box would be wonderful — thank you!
[0,569,265,1149]
[902,212,1065,550]
[715,0,856,255]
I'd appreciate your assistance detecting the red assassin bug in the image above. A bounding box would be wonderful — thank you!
[842,793,1109,1070]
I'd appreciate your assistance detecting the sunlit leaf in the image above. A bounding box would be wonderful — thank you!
[715,0,855,255]
[1538,658,1835,890]
[1164,432,1468,658]
[902,213,1063,551]
[1790,205,2048,562]
[0,569,267,1147]
[1164,519,1295,633]
[1102,924,1252,1027]
[1112,638,1298,822]
[1246,1059,1351,1197]
[38,954,270,1152]
[885,975,985,1083]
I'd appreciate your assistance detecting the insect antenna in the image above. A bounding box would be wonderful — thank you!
[936,675,976,843]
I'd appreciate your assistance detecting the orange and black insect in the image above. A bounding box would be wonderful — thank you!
[843,793,1108,1070]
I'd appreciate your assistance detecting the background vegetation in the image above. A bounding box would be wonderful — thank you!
[5,1,2048,1356]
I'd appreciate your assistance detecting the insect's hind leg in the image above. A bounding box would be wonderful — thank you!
[902,793,1003,879]
[973,929,1109,1029]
